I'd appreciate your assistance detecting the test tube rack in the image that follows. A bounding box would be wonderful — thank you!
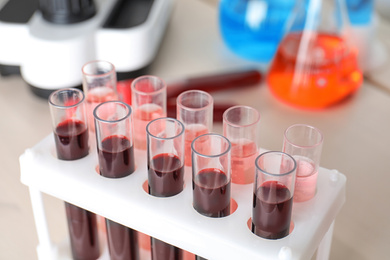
[19,134,346,260]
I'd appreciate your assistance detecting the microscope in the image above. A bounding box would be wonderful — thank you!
[0,0,174,98]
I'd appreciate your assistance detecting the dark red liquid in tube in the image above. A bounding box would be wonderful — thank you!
[55,119,100,259]
[54,119,89,160]
[148,153,184,197]
[97,135,135,178]
[65,203,100,260]
[151,237,183,260]
[97,135,138,259]
[252,181,293,239]
[193,168,231,218]
[106,219,140,260]
[148,153,184,260]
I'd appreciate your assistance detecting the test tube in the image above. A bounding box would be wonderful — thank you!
[283,124,324,202]
[147,117,185,197]
[252,151,296,239]
[131,75,167,150]
[177,90,213,167]
[48,88,100,260]
[146,117,185,260]
[192,133,231,218]
[223,105,260,184]
[94,101,135,178]
[49,88,89,160]
[82,60,118,132]
[93,101,139,260]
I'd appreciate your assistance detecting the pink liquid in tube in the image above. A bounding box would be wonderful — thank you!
[230,139,258,184]
[86,87,118,132]
[184,124,209,167]
[133,103,165,150]
[294,157,318,202]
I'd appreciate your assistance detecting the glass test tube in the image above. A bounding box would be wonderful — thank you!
[131,75,167,150]
[146,117,185,260]
[177,90,213,167]
[191,133,231,218]
[94,101,135,178]
[283,124,323,202]
[93,101,139,260]
[252,151,296,239]
[48,88,100,260]
[223,105,260,184]
[82,60,118,133]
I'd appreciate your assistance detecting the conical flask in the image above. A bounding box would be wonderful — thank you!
[267,0,363,109]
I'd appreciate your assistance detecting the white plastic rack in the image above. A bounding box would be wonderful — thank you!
[20,134,346,260]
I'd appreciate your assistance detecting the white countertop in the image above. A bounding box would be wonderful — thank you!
[1,0,390,259]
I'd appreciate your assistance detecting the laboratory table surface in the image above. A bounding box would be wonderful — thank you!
[1,0,390,259]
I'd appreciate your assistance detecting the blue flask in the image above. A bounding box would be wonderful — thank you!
[346,0,373,25]
[218,0,295,64]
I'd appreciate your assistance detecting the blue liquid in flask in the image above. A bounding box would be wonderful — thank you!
[346,0,373,25]
[219,0,295,63]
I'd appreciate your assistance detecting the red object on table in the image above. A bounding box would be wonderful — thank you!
[166,69,262,98]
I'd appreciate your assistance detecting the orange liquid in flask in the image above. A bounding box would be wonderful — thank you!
[267,32,363,109]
